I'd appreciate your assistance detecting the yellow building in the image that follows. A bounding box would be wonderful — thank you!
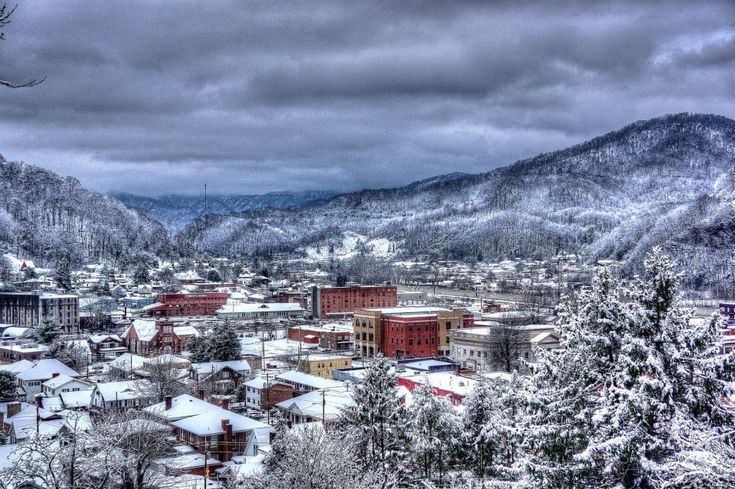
[298,354,353,379]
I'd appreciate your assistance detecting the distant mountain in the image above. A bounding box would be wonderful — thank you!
[0,158,172,268]
[176,113,735,294]
[113,191,339,230]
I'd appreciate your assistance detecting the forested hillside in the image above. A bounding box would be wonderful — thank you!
[113,190,338,231]
[175,113,735,293]
[0,157,173,268]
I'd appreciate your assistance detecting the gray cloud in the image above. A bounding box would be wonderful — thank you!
[0,0,733,195]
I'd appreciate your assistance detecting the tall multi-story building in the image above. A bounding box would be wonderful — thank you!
[353,306,474,359]
[311,284,397,319]
[0,292,80,334]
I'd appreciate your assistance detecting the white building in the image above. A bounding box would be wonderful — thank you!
[216,303,304,321]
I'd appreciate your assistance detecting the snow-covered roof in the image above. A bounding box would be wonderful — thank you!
[0,327,31,338]
[15,359,80,381]
[146,394,270,436]
[129,319,159,341]
[156,453,220,470]
[243,377,267,389]
[60,389,93,409]
[109,352,147,371]
[191,360,250,378]
[174,325,199,337]
[363,306,451,316]
[275,386,354,421]
[218,303,304,314]
[403,359,454,371]
[0,359,34,375]
[403,372,477,397]
[88,333,122,344]
[93,380,151,402]
[42,374,90,390]
[275,370,343,390]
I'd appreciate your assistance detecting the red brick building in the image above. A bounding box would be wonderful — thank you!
[145,293,228,317]
[311,285,397,319]
[122,319,198,355]
[354,307,474,359]
[287,324,353,351]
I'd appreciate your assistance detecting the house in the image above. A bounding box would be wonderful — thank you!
[275,386,354,424]
[242,377,293,411]
[122,319,199,355]
[189,360,250,393]
[42,374,93,397]
[108,352,147,378]
[87,334,126,362]
[3,400,67,443]
[274,371,343,395]
[13,359,80,402]
[0,342,47,365]
[90,380,155,410]
[145,394,272,462]
[297,354,352,379]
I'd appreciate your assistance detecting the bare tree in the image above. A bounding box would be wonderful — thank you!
[140,357,189,402]
[483,323,523,373]
[0,3,45,88]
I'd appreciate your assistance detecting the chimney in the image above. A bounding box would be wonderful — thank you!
[52,372,60,378]
[221,399,229,411]
[164,395,172,411]
[198,388,205,400]
[221,419,233,461]
[7,402,21,418]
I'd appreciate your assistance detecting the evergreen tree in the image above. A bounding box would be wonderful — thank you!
[0,370,16,401]
[47,340,89,372]
[407,380,460,481]
[33,317,62,344]
[208,319,241,361]
[133,263,150,285]
[526,251,735,488]
[187,334,212,363]
[340,354,404,469]
[462,377,499,478]
[206,268,222,282]
[55,256,72,291]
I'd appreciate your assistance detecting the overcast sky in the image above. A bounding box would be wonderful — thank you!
[0,1,733,196]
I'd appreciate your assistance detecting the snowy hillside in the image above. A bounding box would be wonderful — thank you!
[113,191,338,230]
[0,157,172,268]
[176,113,735,292]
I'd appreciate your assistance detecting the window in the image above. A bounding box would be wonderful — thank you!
[408,339,413,345]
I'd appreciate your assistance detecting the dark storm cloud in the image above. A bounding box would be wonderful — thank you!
[0,0,733,195]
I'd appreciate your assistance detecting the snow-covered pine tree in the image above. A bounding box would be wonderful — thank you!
[340,354,405,470]
[133,262,150,285]
[0,370,15,401]
[33,316,62,344]
[491,372,527,475]
[54,255,72,291]
[407,379,460,482]
[462,376,498,478]
[186,334,211,362]
[525,266,632,488]
[582,249,735,488]
[526,250,735,489]
[208,319,241,361]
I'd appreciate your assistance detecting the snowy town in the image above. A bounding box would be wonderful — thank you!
[0,250,733,488]
[2,1,735,488]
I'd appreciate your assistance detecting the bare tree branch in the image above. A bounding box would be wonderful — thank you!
[0,3,45,89]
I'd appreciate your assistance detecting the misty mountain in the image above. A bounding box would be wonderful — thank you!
[113,191,339,230]
[0,157,172,269]
[176,113,735,294]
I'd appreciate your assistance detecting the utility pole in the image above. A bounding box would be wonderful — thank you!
[265,371,270,425]
[203,439,209,485]
[321,389,326,429]
[204,183,208,228]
